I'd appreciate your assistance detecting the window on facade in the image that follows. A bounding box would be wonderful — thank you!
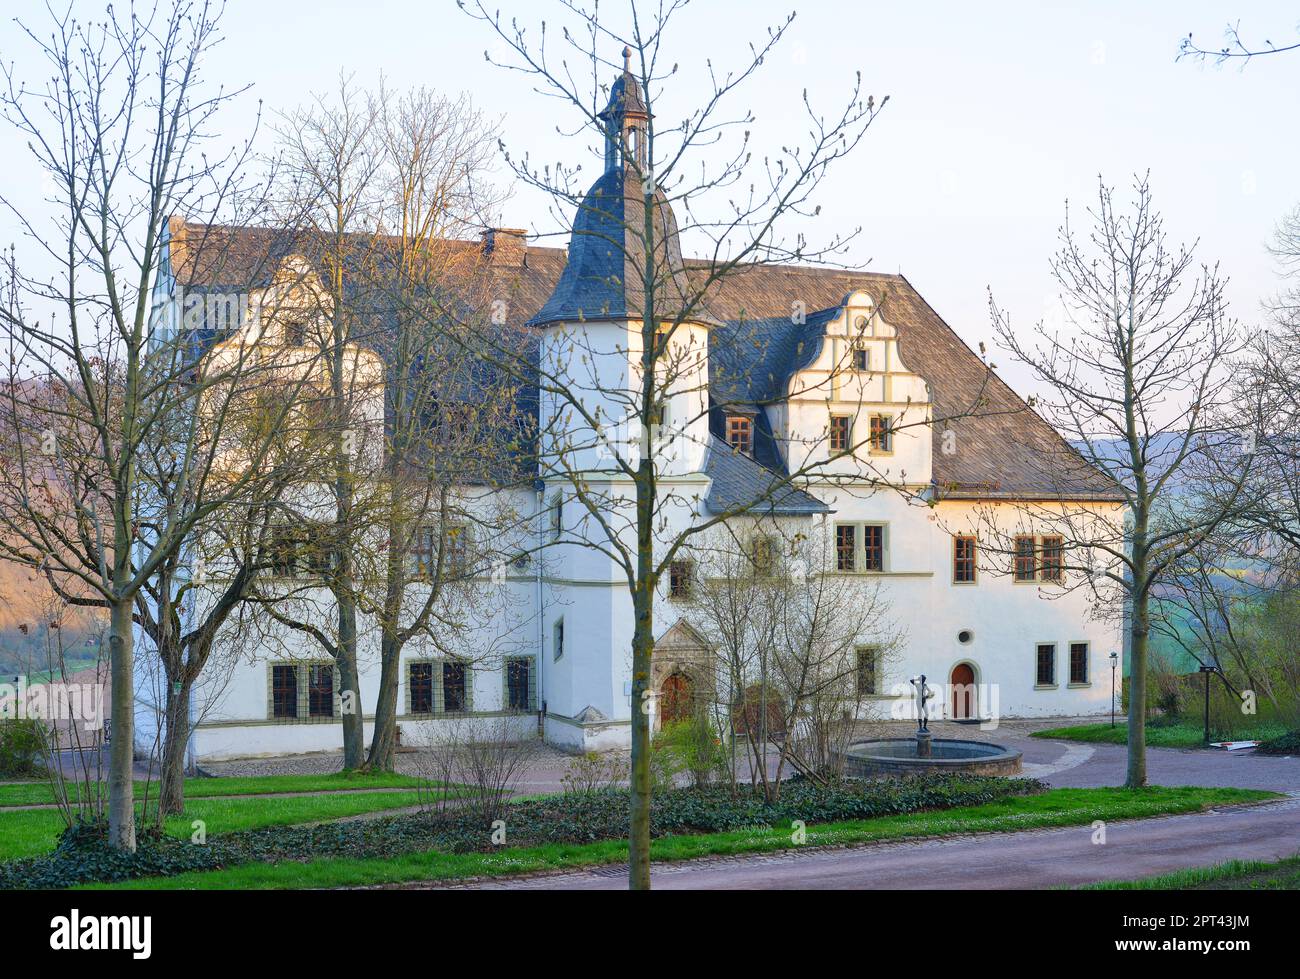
[829,415,851,454]
[412,525,436,576]
[862,524,885,572]
[284,319,308,346]
[1069,642,1090,685]
[1014,536,1037,582]
[442,661,468,712]
[550,494,563,540]
[506,657,534,711]
[1036,643,1056,686]
[1040,536,1064,583]
[953,535,977,583]
[750,536,776,577]
[268,524,331,578]
[855,647,879,696]
[852,343,870,372]
[553,618,565,662]
[444,524,468,576]
[836,524,857,572]
[308,664,334,718]
[409,662,435,714]
[272,665,298,718]
[268,525,301,578]
[726,415,753,455]
[868,414,892,452]
[668,560,693,600]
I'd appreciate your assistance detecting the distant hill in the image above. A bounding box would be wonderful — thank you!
[0,561,106,680]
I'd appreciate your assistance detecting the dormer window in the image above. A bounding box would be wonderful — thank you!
[726,415,753,455]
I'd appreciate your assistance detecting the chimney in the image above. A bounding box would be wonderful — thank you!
[480,227,528,267]
[166,214,188,280]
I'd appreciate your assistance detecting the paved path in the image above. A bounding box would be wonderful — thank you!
[440,793,1300,890]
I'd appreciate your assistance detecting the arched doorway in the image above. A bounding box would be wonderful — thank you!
[660,672,694,725]
[950,663,976,720]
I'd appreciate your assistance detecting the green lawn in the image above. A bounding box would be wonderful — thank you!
[1086,852,1300,890]
[0,790,425,861]
[83,785,1276,891]
[0,771,425,808]
[1033,720,1287,748]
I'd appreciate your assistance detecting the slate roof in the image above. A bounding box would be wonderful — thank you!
[171,220,1120,503]
[702,436,828,515]
[528,168,693,326]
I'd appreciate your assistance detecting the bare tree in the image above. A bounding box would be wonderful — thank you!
[1179,19,1300,64]
[687,524,900,800]
[359,88,532,771]
[986,175,1253,787]
[250,77,390,769]
[0,1,290,851]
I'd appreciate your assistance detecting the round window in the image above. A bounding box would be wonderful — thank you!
[958,630,974,645]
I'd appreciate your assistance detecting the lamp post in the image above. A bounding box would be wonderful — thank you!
[1109,651,1119,728]
[1199,665,1215,745]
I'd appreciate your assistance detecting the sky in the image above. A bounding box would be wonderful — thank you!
[0,0,1296,396]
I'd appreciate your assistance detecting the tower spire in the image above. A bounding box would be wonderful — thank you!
[599,48,649,172]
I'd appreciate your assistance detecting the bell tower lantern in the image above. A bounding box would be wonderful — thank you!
[599,46,649,172]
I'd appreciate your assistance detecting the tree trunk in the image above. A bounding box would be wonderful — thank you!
[629,577,654,890]
[1126,588,1149,788]
[108,595,136,851]
[628,447,657,890]
[158,678,191,816]
[366,634,401,771]
[337,593,365,770]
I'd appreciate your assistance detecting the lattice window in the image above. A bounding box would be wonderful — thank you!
[836,524,857,572]
[829,415,851,453]
[308,664,335,718]
[1040,536,1064,582]
[668,560,693,600]
[953,535,977,583]
[862,524,884,572]
[726,415,753,455]
[442,661,468,713]
[272,665,298,719]
[1014,536,1037,581]
[1070,642,1089,685]
[1036,644,1056,686]
[868,414,892,452]
[409,662,435,714]
[505,656,536,712]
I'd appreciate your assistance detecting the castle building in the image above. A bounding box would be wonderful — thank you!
[137,61,1123,761]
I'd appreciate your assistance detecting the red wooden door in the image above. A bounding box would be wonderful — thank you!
[661,673,693,724]
[950,663,976,719]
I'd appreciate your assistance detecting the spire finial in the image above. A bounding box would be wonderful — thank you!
[622,45,632,73]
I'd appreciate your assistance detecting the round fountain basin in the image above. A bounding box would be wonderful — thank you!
[840,738,1022,777]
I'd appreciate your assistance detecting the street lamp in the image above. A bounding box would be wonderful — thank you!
[1109,651,1119,728]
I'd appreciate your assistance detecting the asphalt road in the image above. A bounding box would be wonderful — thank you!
[444,793,1300,890]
